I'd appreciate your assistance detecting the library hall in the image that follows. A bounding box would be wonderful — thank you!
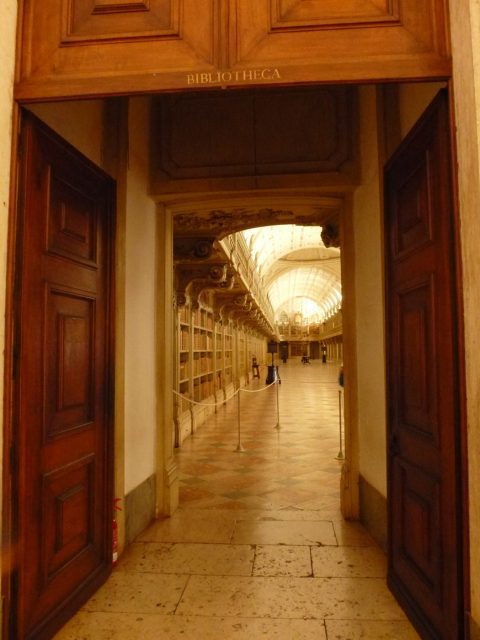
[1,2,480,639]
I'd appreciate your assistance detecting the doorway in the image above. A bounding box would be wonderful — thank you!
[3,83,467,639]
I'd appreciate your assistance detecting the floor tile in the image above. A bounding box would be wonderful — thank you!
[56,612,328,640]
[232,519,337,546]
[253,545,312,576]
[137,510,235,544]
[179,485,216,502]
[81,572,187,614]
[311,545,387,578]
[176,575,407,620]
[234,509,336,522]
[117,542,254,576]
[54,364,419,640]
[332,521,378,547]
[325,619,420,639]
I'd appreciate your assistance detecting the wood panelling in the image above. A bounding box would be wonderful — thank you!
[16,0,217,100]
[45,288,95,438]
[394,458,441,594]
[48,173,98,265]
[271,0,400,29]
[42,456,95,579]
[63,0,176,43]
[385,92,463,638]
[152,87,356,193]
[231,1,450,81]
[15,113,114,640]
[15,0,450,100]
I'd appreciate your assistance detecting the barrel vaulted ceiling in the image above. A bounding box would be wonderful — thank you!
[241,225,341,323]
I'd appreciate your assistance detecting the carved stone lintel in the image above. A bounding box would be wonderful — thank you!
[174,208,336,240]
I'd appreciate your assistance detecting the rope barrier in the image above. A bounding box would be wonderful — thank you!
[173,379,278,405]
[173,379,281,450]
[239,380,278,393]
[173,389,238,407]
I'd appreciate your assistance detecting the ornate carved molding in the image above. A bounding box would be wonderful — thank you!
[175,263,230,308]
[174,292,188,308]
[174,208,330,239]
[321,223,340,248]
[173,236,217,261]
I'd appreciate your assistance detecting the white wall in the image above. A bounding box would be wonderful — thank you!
[124,97,157,493]
[398,83,446,138]
[27,101,105,166]
[353,86,387,496]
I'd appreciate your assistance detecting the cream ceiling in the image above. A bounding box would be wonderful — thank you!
[241,225,341,323]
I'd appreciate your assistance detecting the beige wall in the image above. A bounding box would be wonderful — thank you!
[352,86,387,496]
[124,97,157,493]
[398,82,446,138]
[450,0,480,626]
[27,101,105,166]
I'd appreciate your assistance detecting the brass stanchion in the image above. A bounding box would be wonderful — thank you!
[235,390,245,452]
[336,388,344,460]
[274,379,280,430]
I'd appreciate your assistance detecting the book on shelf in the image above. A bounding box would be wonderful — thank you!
[180,329,189,350]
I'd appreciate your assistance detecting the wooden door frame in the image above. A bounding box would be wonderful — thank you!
[1,85,470,637]
[1,100,21,640]
[1,107,117,638]
[447,78,471,628]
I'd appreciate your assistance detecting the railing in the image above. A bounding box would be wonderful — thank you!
[220,234,275,328]
[174,378,281,452]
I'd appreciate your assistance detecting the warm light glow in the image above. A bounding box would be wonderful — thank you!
[233,224,342,324]
[243,225,325,274]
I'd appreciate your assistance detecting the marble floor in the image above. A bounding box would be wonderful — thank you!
[55,362,419,639]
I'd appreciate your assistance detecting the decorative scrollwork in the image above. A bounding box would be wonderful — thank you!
[321,223,340,248]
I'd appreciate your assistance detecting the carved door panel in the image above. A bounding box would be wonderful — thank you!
[229,1,450,83]
[14,113,115,639]
[16,0,450,100]
[16,0,218,100]
[385,92,464,639]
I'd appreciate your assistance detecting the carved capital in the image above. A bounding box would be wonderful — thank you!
[173,236,216,261]
[175,262,231,311]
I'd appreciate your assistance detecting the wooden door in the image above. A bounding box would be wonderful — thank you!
[15,0,450,100]
[385,92,464,639]
[13,113,115,639]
